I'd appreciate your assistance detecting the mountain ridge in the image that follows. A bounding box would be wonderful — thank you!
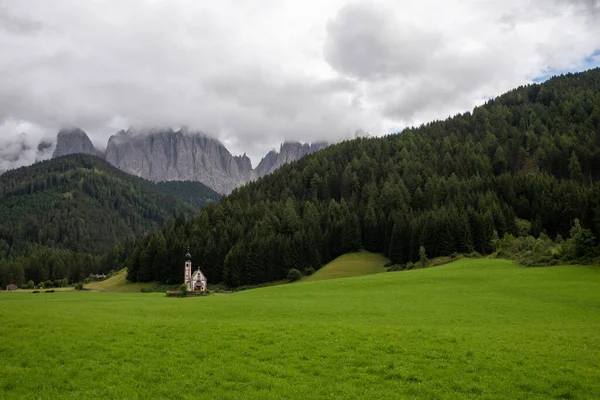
[49,127,328,193]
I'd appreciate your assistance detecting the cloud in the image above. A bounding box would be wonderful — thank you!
[324,0,600,125]
[0,2,42,35]
[0,0,599,168]
[0,120,54,173]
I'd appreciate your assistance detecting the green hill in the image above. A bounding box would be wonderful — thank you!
[84,269,153,292]
[1,259,599,398]
[0,154,217,288]
[126,68,600,287]
[303,251,388,282]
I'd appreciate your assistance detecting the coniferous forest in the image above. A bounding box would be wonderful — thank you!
[0,155,219,288]
[125,68,600,286]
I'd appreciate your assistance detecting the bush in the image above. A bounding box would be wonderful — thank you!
[179,284,188,296]
[387,264,405,272]
[26,280,35,289]
[38,282,45,289]
[32,290,40,294]
[287,268,302,282]
[304,266,315,276]
[44,290,55,293]
[74,282,84,290]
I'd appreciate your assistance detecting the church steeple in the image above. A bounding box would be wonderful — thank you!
[184,249,192,289]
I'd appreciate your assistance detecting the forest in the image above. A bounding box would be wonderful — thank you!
[125,68,600,287]
[0,155,219,288]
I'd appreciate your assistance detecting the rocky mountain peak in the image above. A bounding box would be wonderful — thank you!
[52,128,101,159]
[255,141,329,177]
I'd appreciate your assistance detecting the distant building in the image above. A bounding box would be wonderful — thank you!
[184,252,207,292]
[6,284,18,291]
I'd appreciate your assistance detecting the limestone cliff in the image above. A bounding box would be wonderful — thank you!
[255,141,329,177]
[52,128,101,159]
[105,128,252,194]
[46,126,328,194]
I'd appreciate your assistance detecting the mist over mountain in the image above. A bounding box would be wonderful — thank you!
[0,133,54,175]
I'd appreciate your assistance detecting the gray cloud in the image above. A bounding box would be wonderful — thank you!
[0,0,599,169]
[0,3,42,34]
[324,3,443,81]
[324,1,600,124]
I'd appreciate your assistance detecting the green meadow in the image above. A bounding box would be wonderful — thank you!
[1,258,599,399]
[84,269,152,292]
[303,251,388,282]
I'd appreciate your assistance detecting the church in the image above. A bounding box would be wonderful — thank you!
[184,251,207,292]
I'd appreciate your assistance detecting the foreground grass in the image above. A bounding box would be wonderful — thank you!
[303,251,389,282]
[84,269,153,292]
[1,259,599,399]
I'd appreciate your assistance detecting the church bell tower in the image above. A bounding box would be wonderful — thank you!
[184,250,192,289]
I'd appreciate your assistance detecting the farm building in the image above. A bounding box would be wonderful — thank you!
[6,284,18,291]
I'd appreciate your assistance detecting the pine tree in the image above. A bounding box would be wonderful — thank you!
[569,151,583,182]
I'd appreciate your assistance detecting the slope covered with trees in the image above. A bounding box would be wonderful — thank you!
[123,68,600,286]
[154,180,221,208]
[0,154,218,288]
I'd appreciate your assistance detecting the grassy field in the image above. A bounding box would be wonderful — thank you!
[1,258,599,399]
[84,269,153,292]
[303,251,388,282]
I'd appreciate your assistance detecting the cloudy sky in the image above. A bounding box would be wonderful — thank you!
[1,0,599,169]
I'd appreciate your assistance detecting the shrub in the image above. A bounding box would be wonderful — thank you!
[26,280,35,289]
[38,282,45,289]
[179,284,188,296]
[287,268,302,282]
[304,266,315,276]
[44,290,55,293]
[387,264,405,272]
[74,282,84,290]
[32,290,40,294]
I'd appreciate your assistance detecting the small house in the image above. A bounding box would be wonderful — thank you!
[6,284,18,291]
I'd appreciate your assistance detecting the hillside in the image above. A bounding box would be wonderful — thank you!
[2,259,599,398]
[126,68,600,287]
[154,180,220,208]
[84,269,152,292]
[302,251,388,282]
[0,154,215,287]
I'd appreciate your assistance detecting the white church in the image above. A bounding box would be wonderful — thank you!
[184,251,207,292]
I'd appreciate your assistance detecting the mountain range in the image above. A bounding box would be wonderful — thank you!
[47,127,327,194]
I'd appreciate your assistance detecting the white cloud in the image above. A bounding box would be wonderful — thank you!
[0,0,598,168]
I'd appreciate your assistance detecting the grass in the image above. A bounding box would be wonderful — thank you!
[303,251,389,282]
[84,269,153,292]
[1,258,599,399]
